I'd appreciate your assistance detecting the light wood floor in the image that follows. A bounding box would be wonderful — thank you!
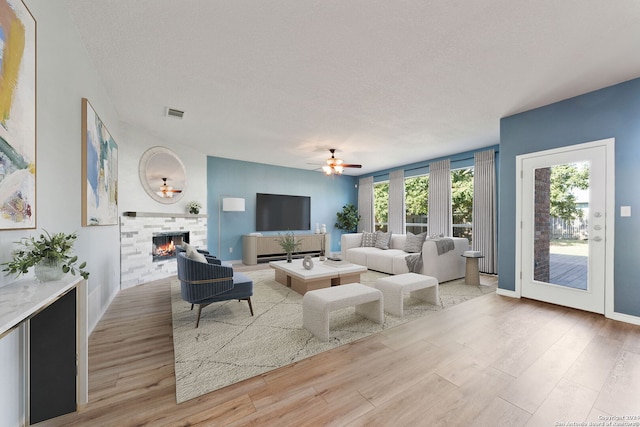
[36,267,640,426]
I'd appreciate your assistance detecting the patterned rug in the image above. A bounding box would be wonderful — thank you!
[171,269,496,403]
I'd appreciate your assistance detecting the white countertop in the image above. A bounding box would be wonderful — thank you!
[0,275,83,338]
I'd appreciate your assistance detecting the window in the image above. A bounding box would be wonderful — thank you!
[373,181,389,231]
[451,167,473,242]
[405,175,428,234]
[373,166,473,239]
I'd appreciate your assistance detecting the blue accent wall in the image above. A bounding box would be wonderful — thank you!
[207,157,358,260]
[499,77,640,317]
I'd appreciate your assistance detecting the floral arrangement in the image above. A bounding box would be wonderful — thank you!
[2,230,90,280]
[186,201,202,214]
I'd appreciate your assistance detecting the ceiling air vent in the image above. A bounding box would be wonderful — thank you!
[166,107,184,119]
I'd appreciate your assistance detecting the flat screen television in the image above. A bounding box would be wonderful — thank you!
[256,193,311,231]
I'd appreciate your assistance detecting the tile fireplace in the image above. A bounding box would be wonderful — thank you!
[120,212,207,289]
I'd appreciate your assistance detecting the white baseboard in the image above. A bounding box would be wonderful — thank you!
[495,288,640,326]
[496,288,520,298]
[88,285,118,334]
[609,311,640,326]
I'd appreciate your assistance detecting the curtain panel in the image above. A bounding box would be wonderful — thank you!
[427,159,451,236]
[388,170,406,234]
[472,149,497,274]
[358,176,374,232]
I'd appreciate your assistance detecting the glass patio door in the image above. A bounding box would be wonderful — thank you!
[518,143,609,314]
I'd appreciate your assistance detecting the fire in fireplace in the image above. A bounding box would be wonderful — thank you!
[152,231,189,262]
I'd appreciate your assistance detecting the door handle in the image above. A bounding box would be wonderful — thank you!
[592,236,602,242]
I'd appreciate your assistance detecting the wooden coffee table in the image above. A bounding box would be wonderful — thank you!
[269,258,367,295]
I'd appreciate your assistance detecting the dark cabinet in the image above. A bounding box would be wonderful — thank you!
[29,288,77,424]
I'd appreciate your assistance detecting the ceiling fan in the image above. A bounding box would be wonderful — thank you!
[156,177,182,198]
[321,148,362,175]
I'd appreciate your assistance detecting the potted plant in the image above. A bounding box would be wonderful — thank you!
[2,230,90,282]
[186,201,202,215]
[335,203,360,233]
[276,231,302,263]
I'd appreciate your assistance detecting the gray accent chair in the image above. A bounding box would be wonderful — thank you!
[177,252,254,328]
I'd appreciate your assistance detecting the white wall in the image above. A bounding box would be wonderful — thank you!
[0,2,207,425]
[119,123,208,216]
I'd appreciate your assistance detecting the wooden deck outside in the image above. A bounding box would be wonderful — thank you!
[549,253,588,290]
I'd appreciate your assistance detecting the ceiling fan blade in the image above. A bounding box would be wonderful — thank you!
[342,164,362,168]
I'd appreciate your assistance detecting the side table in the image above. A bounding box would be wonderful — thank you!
[461,254,484,286]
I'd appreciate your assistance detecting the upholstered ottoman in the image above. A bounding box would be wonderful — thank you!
[374,273,439,317]
[302,283,384,342]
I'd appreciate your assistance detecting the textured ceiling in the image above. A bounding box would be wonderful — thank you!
[63,0,640,175]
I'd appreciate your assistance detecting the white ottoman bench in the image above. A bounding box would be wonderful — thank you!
[374,273,439,317]
[302,283,384,342]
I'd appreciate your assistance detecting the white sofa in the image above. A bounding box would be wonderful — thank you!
[340,233,468,283]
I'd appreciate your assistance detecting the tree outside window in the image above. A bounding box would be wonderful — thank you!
[550,163,589,222]
[405,175,428,234]
[374,182,389,231]
[452,168,473,243]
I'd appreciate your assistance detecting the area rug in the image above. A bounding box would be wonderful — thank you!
[171,269,496,403]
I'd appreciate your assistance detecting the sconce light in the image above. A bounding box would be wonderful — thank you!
[218,197,246,257]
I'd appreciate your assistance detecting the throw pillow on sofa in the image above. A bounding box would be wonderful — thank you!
[361,231,377,247]
[404,232,426,253]
[405,253,423,273]
[375,230,392,250]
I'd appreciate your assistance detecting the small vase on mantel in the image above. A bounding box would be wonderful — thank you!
[286,252,293,263]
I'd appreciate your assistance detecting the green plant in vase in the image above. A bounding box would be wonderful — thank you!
[277,231,302,263]
[2,230,90,282]
[186,200,201,215]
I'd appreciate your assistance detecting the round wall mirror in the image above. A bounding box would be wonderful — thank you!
[139,146,187,204]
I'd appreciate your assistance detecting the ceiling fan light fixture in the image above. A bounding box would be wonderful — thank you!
[157,177,180,198]
[157,189,174,198]
[318,149,362,175]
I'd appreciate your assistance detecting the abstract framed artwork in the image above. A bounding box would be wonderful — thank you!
[81,98,118,226]
[0,0,36,230]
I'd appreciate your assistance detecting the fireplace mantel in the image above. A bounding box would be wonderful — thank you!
[122,211,207,218]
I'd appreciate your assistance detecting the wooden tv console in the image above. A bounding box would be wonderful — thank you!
[242,233,330,265]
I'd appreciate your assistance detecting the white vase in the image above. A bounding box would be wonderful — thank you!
[34,259,65,282]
